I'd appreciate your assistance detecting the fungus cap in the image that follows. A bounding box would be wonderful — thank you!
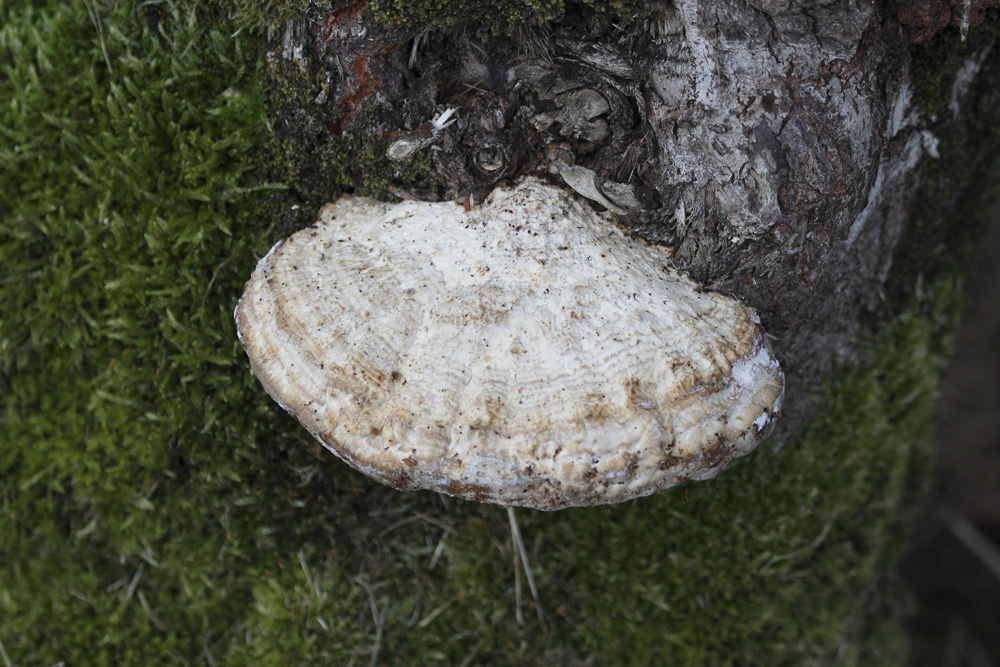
[235,178,784,510]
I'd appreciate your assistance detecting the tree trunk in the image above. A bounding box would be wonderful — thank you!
[263,0,1000,442]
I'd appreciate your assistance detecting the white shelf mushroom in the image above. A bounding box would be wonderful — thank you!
[235,178,784,510]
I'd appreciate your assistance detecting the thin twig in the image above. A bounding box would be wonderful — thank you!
[428,533,447,571]
[509,510,524,625]
[947,509,1000,582]
[355,576,385,667]
[358,512,453,580]
[83,0,114,74]
[200,256,233,308]
[0,635,12,667]
[507,507,545,626]
[409,29,428,69]
[126,563,144,601]
[416,593,472,629]
[137,590,166,631]
[202,636,218,667]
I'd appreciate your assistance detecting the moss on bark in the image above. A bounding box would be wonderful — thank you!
[889,24,1000,310]
[366,0,641,30]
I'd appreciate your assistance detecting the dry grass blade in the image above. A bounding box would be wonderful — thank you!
[947,508,1000,582]
[508,507,545,626]
[0,636,12,667]
[83,0,113,74]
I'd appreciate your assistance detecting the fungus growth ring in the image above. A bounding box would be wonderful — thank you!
[235,178,784,510]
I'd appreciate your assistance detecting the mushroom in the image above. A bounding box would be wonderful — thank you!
[235,178,784,511]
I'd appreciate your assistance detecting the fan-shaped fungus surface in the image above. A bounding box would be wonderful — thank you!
[235,178,783,510]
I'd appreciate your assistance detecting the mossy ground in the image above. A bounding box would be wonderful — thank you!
[0,0,977,664]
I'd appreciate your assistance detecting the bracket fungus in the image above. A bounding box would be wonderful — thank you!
[235,178,784,511]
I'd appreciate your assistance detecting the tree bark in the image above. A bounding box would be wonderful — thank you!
[262,1,1000,442]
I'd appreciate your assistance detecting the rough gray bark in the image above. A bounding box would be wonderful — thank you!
[263,1,1000,443]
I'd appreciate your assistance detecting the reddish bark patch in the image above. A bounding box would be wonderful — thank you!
[322,1,367,43]
[320,0,400,130]
[336,55,377,118]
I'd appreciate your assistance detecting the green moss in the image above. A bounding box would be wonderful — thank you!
[228,548,364,664]
[0,0,280,658]
[910,21,1000,120]
[192,0,326,38]
[197,0,643,36]
[889,29,1000,306]
[368,0,643,31]
[254,50,441,234]
[0,0,972,664]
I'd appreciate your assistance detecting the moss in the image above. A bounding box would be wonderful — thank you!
[193,0,330,38]
[367,0,644,31]
[910,21,1000,120]
[193,0,642,39]
[888,30,1000,307]
[0,0,974,664]
[0,0,273,660]
[254,48,441,234]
